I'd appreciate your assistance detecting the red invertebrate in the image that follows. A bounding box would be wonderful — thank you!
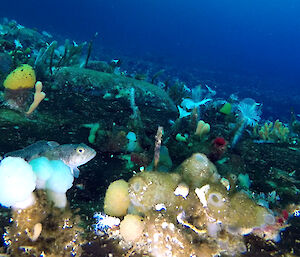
[208,137,228,162]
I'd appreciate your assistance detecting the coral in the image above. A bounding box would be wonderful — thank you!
[257,120,290,143]
[256,122,273,140]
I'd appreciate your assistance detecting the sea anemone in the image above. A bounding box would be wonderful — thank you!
[236,98,261,126]
[232,98,261,147]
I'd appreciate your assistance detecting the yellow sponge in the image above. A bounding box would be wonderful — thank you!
[120,214,144,242]
[3,64,36,90]
[104,179,130,217]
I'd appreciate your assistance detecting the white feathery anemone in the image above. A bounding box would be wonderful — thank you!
[237,98,261,126]
[232,98,261,147]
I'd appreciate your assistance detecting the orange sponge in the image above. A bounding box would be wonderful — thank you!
[3,64,36,90]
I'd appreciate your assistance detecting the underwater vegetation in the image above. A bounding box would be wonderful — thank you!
[0,18,299,257]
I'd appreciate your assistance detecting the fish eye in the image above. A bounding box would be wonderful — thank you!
[76,147,85,154]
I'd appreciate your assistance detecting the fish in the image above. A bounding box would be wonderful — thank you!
[4,140,60,161]
[42,143,96,177]
[4,141,96,178]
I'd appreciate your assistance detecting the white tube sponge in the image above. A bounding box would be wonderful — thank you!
[29,156,52,189]
[30,158,74,208]
[45,160,74,194]
[0,157,36,209]
[45,160,74,208]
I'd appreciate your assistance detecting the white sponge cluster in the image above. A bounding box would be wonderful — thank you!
[0,156,74,209]
[30,157,74,208]
[0,157,36,209]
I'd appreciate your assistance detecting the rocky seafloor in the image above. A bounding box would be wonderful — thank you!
[0,18,299,257]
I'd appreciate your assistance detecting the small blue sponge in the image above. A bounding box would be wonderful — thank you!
[30,157,74,193]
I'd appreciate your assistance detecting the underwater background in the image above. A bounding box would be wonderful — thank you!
[1,0,300,119]
[0,0,299,256]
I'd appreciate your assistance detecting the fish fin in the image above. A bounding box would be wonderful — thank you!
[72,167,80,178]
[47,141,60,147]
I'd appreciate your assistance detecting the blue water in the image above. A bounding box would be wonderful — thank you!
[1,0,299,119]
